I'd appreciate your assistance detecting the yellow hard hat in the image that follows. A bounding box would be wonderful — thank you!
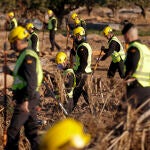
[75,18,80,25]
[40,118,91,150]
[73,26,85,36]
[71,12,78,20]
[103,26,113,36]
[26,23,34,30]
[56,52,67,64]
[47,9,53,15]
[8,26,29,43]
[8,12,14,17]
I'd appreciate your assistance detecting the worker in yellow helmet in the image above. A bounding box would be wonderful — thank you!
[100,26,125,78]
[3,26,43,150]
[26,22,40,55]
[40,118,91,150]
[122,23,150,108]
[66,13,87,69]
[71,12,87,38]
[47,9,60,53]
[7,11,18,31]
[68,26,92,113]
[55,51,76,113]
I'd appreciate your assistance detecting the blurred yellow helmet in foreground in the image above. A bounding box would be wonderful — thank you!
[47,9,53,16]
[103,26,113,36]
[71,12,78,20]
[8,26,29,43]
[8,12,14,17]
[73,26,85,36]
[40,118,91,150]
[26,23,34,30]
[56,52,67,64]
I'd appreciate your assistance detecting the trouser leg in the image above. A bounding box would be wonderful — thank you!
[107,61,117,78]
[24,108,39,150]
[83,74,92,104]
[5,105,29,150]
[72,74,86,111]
[50,30,60,51]
[50,31,54,51]
[118,60,125,78]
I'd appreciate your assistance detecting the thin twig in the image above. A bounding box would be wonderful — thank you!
[141,129,146,150]
[107,131,129,150]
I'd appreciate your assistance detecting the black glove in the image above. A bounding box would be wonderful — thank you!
[101,46,105,51]
[3,65,12,75]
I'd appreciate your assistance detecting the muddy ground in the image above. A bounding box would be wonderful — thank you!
[0,7,150,149]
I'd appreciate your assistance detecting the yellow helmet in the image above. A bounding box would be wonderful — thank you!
[75,18,80,25]
[73,26,85,36]
[40,118,91,150]
[26,23,34,30]
[47,9,53,16]
[56,52,67,64]
[8,26,29,43]
[71,12,78,20]
[103,26,113,36]
[8,12,14,18]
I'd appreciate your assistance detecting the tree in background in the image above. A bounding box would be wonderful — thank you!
[101,0,128,20]
[128,0,150,19]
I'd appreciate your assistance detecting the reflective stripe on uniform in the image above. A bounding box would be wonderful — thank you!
[109,36,125,63]
[128,42,150,87]
[63,69,76,98]
[48,16,57,30]
[12,49,43,90]
[74,42,92,73]
[28,32,40,52]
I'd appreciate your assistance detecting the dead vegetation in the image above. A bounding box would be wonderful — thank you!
[0,9,150,148]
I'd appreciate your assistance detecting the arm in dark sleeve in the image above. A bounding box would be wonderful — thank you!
[30,34,38,52]
[76,45,88,73]
[101,40,120,60]
[124,47,140,79]
[22,55,37,100]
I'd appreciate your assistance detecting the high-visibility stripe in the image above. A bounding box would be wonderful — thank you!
[128,41,150,87]
[74,42,92,73]
[12,49,43,90]
[48,16,57,30]
[109,36,125,63]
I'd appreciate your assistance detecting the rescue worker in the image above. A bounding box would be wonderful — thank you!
[3,26,43,150]
[26,23,40,55]
[7,11,18,31]
[47,9,60,53]
[55,51,76,113]
[70,26,92,112]
[122,23,150,108]
[40,118,91,150]
[101,26,125,78]
[69,13,87,68]
[71,12,87,36]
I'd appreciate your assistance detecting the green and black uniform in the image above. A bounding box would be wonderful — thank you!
[69,40,92,112]
[9,17,18,31]
[124,40,150,108]
[28,31,40,55]
[5,49,43,150]
[101,35,125,78]
[48,16,60,52]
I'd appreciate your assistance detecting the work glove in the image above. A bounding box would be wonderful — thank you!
[101,46,105,51]
[3,65,12,75]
